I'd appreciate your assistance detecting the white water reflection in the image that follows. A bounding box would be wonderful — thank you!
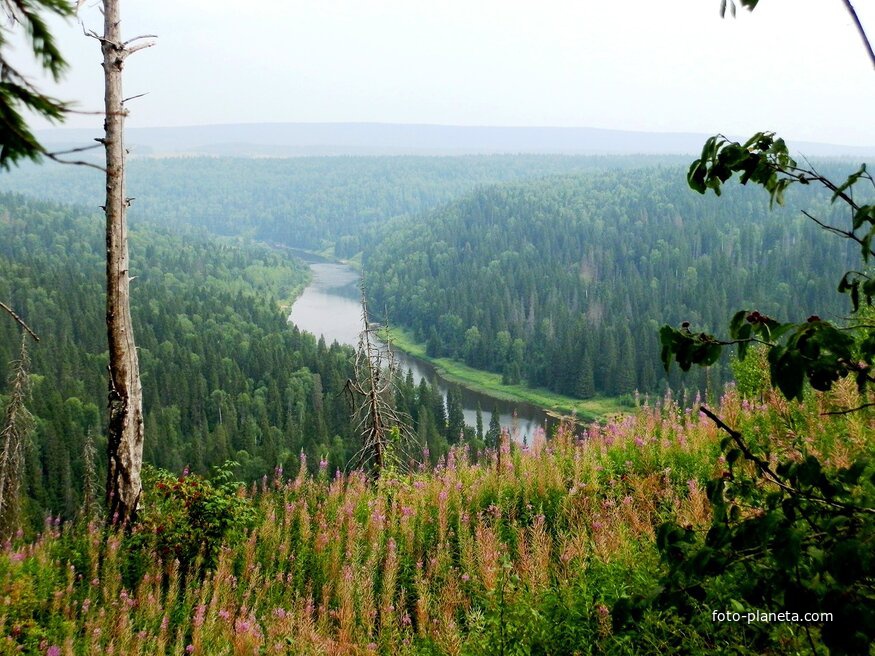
[288,255,548,442]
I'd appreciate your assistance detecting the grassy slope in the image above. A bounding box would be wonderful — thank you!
[1,385,864,654]
[385,325,629,421]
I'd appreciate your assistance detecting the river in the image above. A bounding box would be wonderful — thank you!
[286,250,550,443]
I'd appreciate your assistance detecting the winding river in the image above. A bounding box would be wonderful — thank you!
[287,251,550,442]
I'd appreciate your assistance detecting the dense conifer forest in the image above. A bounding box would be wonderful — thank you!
[0,155,682,253]
[0,194,360,522]
[365,165,855,397]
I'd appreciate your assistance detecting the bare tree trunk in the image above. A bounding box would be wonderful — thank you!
[101,0,144,527]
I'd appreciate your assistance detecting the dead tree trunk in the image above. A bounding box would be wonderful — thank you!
[98,0,153,527]
[344,290,415,476]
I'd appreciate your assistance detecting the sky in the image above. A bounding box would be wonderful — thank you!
[11,0,875,145]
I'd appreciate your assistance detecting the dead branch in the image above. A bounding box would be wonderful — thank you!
[123,34,158,46]
[45,142,103,157]
[344,285,416,475]
[124,41,156,57]
[0,302,39,342]
[43,152,107,172]
[122,91,149,105]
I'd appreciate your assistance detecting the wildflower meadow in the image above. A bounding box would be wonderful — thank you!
[1,383,871,655]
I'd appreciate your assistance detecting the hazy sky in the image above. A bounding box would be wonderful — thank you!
[14,0,875,144]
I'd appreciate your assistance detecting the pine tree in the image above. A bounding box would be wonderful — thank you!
[445,386,465,444]
[575,353,595,399]
[486,406,501,450]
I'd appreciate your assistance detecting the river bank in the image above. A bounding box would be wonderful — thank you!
[382,325,629,423]
[281,245,626,427]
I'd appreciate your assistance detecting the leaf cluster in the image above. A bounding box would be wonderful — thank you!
[126,461,256,577]
[619,432,875,654]
[663,132,875,402]
[647,131,875,654]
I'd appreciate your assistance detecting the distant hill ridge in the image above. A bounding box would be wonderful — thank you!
[35,122,875,158]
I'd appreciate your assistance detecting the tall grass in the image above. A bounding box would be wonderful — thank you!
[0,384,867,655]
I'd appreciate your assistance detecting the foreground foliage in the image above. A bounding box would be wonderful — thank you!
[0,386,869,655]
[654,133,875,655]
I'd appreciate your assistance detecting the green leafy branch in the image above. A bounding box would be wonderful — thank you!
[664,132,875,403]
[0,0,74,169]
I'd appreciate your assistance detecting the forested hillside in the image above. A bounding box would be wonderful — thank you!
[0,155,682,254]
[0,193,503,522]
[0,195,360,522]
[365,165,855,398]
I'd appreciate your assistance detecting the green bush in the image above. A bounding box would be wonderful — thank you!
[129,461,256,575]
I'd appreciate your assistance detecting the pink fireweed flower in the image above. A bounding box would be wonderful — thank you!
[185,645,195,654]
[634,436,645,447]
[235,618,252,633]
[273,608,287,619]
[218,609,230,621]
[46,646,61,656]
[319,457,328,472]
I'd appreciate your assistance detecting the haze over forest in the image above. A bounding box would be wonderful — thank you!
[34,122,875,158]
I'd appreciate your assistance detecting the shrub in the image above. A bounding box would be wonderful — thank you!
[129,461,256,575]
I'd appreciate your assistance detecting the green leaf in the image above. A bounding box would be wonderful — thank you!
[768,346,806,401]
[832,164,867,203]
[852,205,875,231]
